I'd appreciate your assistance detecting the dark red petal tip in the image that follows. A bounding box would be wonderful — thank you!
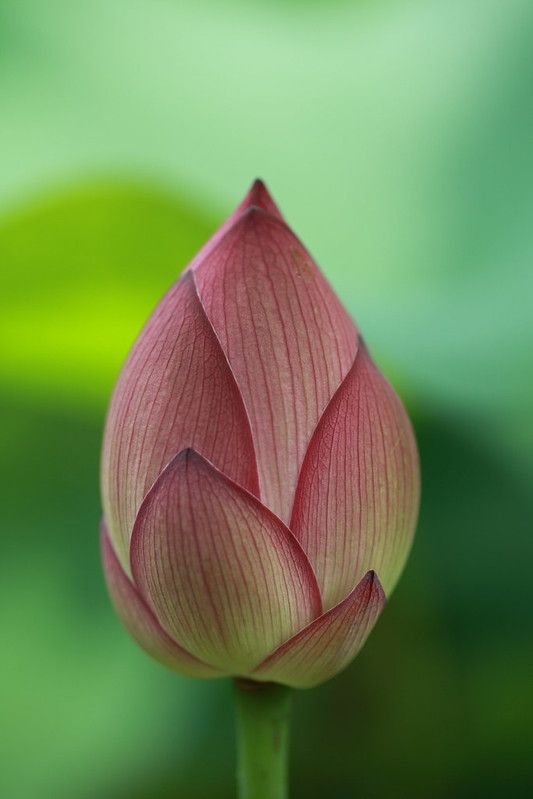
[241,179,283,220]
[364,569,387,601]
[252,569,387,688]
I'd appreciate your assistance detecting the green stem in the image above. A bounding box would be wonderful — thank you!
[234,679,292,799]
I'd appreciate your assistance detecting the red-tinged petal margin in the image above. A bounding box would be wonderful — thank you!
[253,571,386,689]
[101,522,221,679]
[101,270,259,571]
[194,204,358,523]
[186,179,284,271]
[130,449,322,675]
[291,341,420,608]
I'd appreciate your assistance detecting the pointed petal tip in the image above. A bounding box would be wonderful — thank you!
[184,179,281,274]
[159,446,228,478]
[239,178,284,221]
[364,569,387,601]
[220,201,295,248]
[363,568,376,587]
[237,202,277,223]
[241,203,264,216]
[252,569,387,688]
[165,446,200,472]
[364,568,377,584]
[177,446,198,463]
[195,202,290,256]
[250,177,267,192]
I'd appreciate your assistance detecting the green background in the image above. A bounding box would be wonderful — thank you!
[1,1,532,797]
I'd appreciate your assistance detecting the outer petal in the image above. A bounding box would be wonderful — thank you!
[101,270,259,570]
[291,341,420,608]
[101,523,221,678]
[130,449,322,675]
[194,206,358,523]
[253,571,386,689]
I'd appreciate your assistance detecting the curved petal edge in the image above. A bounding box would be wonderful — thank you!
[130,449,322,675]
[252,571,386,689]
[194,205,358,523]
[101,523,221,679]
[100,269,259,571]
[290,340,420,607]
[187,178,284,272]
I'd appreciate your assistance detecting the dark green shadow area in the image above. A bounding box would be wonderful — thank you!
[0,390,234,799]
[291,411,533,799]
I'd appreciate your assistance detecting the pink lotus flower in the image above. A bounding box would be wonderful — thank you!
[100,180,420,689]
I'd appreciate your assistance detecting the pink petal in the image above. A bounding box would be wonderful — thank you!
[253,571,386,689]
[187,178,284,271]
[130,449,322,675]
[194,206,358,523]
[101,522,221,678]
[101,271,259,571]
[291,341,420,608]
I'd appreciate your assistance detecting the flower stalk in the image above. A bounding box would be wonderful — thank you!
[234,680,292,799]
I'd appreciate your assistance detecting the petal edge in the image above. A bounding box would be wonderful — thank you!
[195,207,358,523]
[130,449,322,675]
[253,571,386,689]
[187,178,284,272]
[100,270,259,570]
[101,522,221,679]
[291,341,420,607]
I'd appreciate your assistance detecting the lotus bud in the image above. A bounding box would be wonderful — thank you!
[100,180,420,689]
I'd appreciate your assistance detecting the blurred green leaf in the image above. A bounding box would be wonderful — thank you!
[0,181,215,408]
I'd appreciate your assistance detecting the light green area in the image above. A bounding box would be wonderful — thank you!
[0,1,532,797]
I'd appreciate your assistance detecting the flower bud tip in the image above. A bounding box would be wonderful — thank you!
[241,178,283,220]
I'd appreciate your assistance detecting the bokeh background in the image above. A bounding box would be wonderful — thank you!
[1,1,532,797]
